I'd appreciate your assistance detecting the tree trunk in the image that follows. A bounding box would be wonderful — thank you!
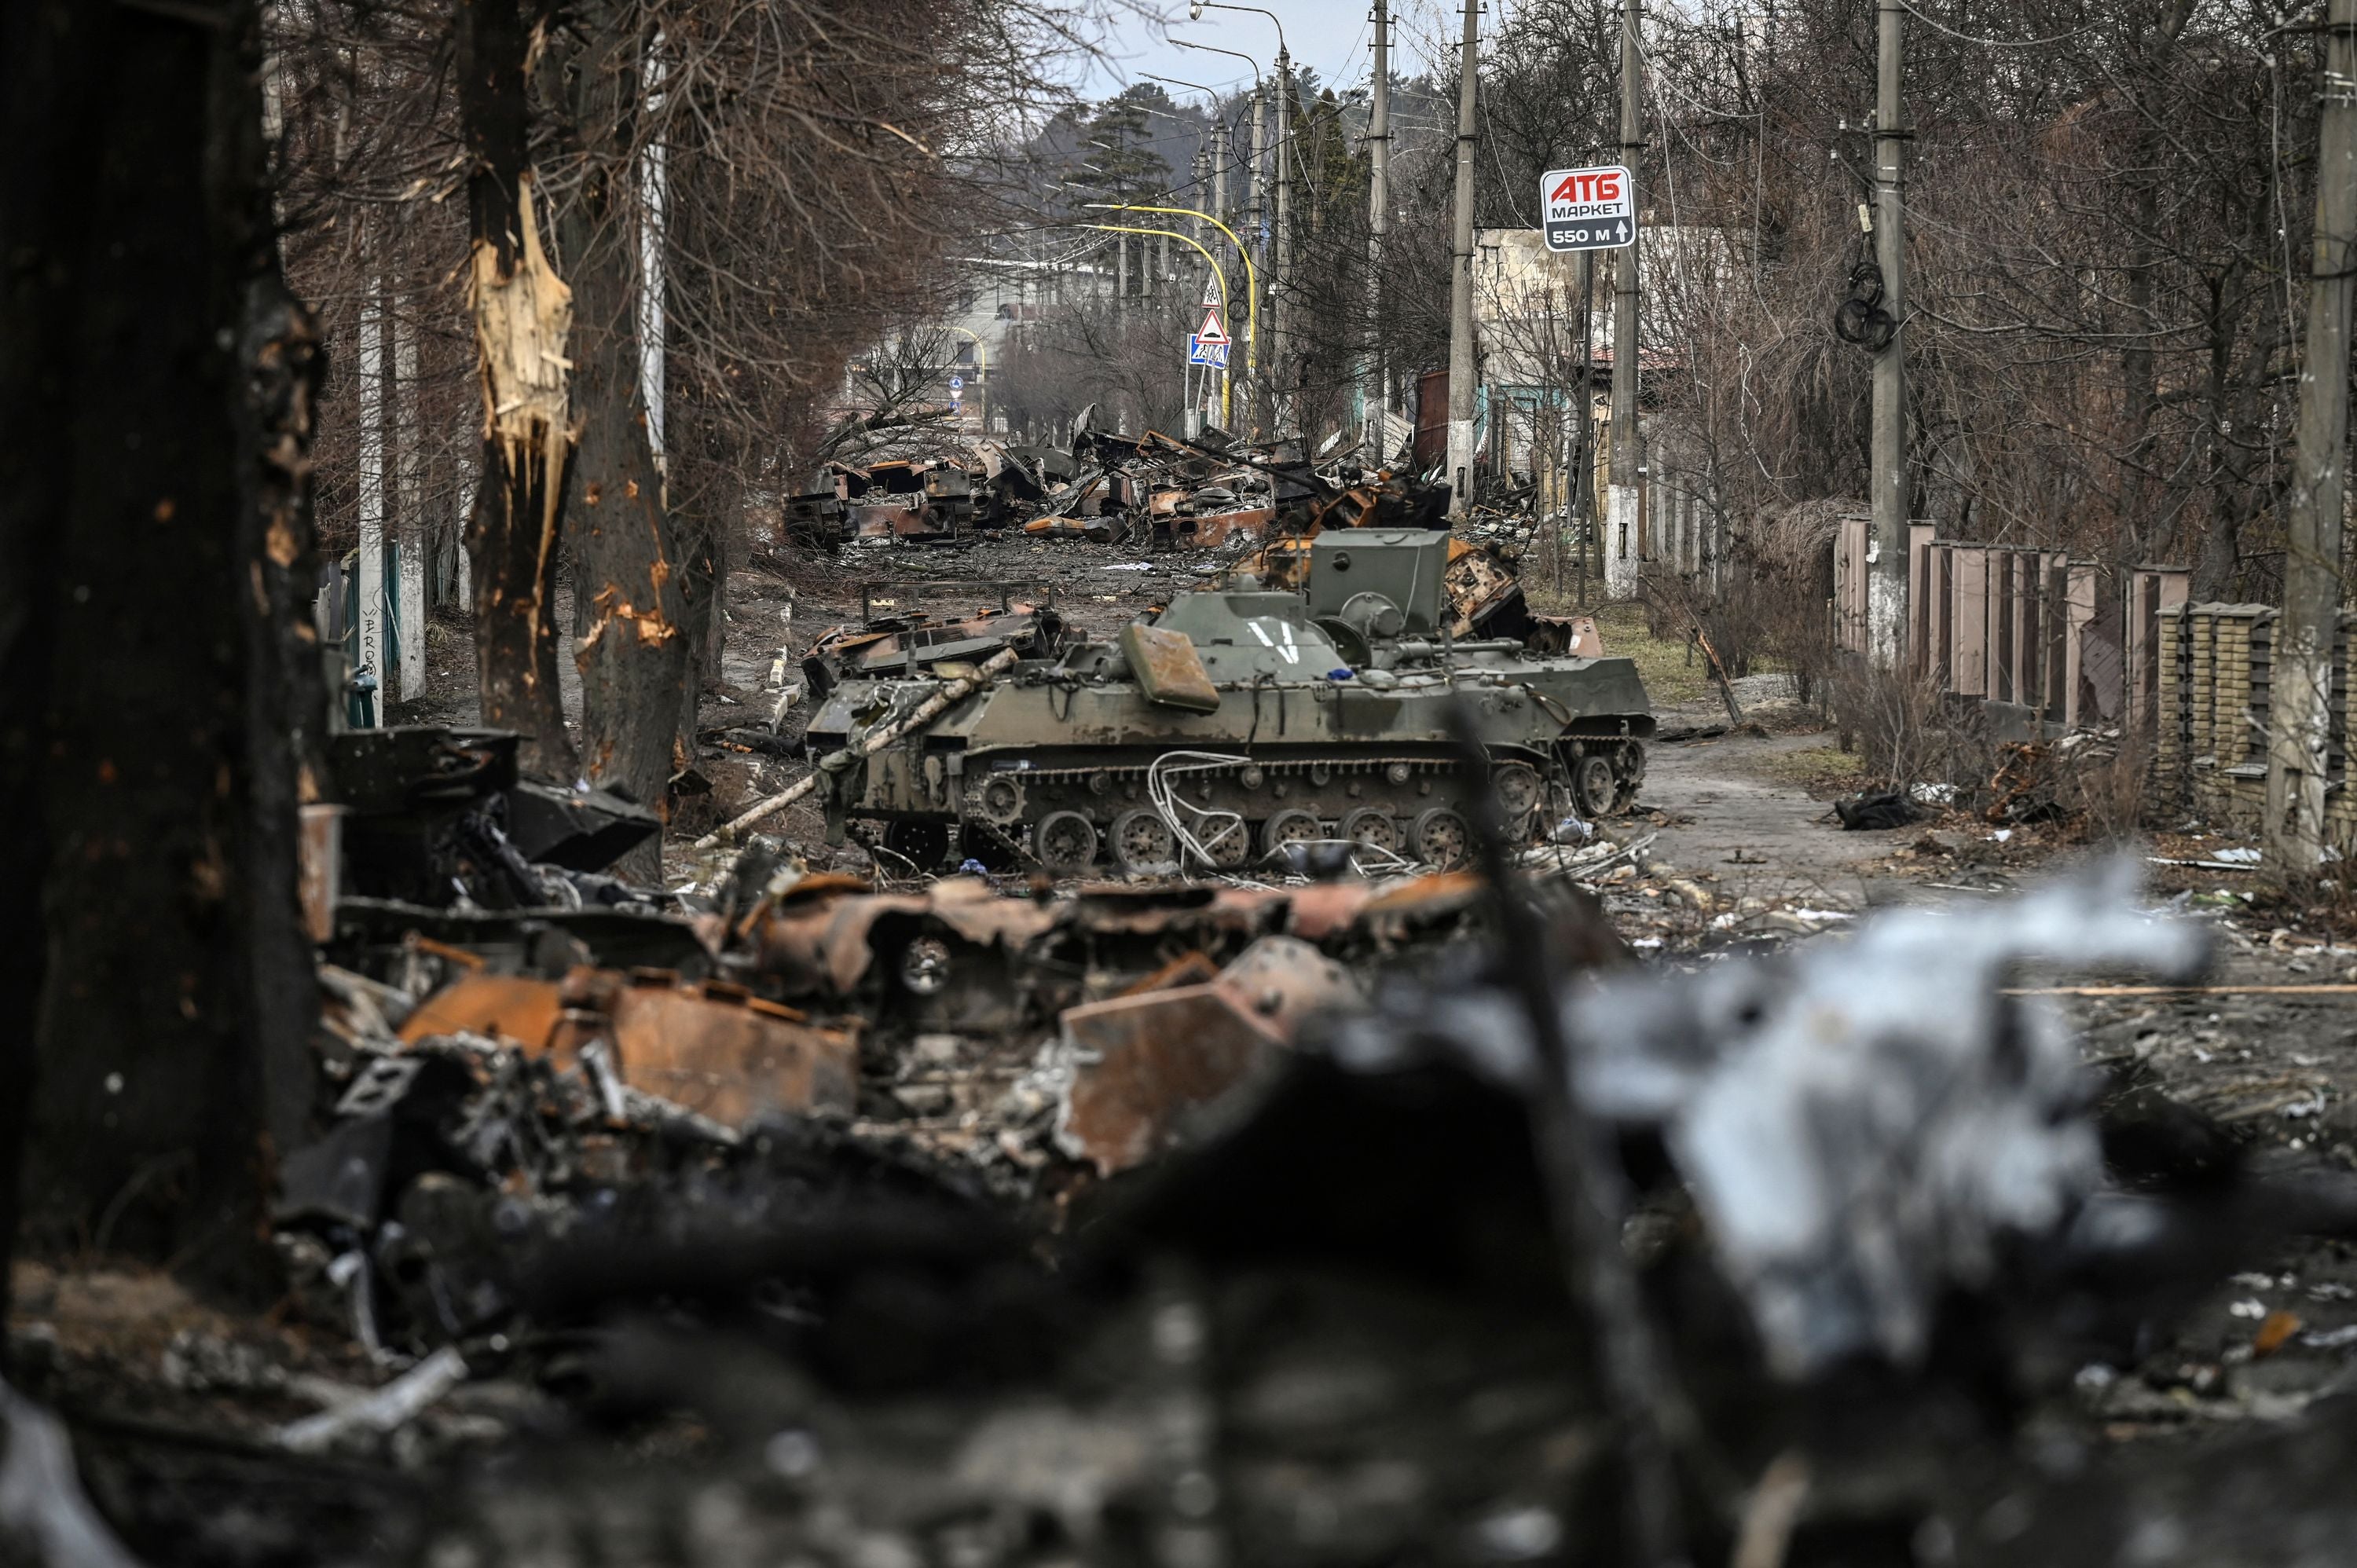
[459,0,580,781]
[0,0,323,1289]
[554,0,690,874]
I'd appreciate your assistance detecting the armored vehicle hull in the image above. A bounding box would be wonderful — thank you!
[802,531,1653,876]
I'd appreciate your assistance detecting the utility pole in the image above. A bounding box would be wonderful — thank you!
[1606,0,1642,593]
[1445,0,1479,518]
[2267,0,2357,871]
[1869,0,1910,665]
[357,268,385,719]
[1248,84,1268,431]
[1274,46,1295,447]
[1211,119,1228,226]
[1575,248,1596,605]
[1366,0,1391,460]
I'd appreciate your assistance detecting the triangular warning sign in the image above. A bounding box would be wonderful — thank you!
[1194,306,1231,347]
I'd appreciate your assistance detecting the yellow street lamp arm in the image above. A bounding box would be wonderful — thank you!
[1083,201,1258,391]
[1078,222,1234,426]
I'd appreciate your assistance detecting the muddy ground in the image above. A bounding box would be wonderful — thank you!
[23,533,2357,1565]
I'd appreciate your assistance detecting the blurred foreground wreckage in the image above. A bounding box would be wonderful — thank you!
[800,529,1650,876]
[256,856,2357,1568]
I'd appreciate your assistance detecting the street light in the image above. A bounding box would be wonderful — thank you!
[1187,0,1285,52]
[1171,35,1259,93]
[1076,222,1235,427]
[1085,200,1257,404]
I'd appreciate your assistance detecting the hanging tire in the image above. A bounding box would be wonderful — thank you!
[1340,807,1400,853]
[1034,811,1099,877]
[1260,808,1325,859]
[1110,808,1178,876]
[1571,751,1618,819]
[1412,807,1472,869]
[882,819,950,872]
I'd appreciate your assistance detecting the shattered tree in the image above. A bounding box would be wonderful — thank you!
[552,0,691,862]
[459,0,579,781]
[0,0,322,1278]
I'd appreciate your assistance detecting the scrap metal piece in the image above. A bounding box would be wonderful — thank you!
[504,779,660,871]
[1058,984,1287,1175]
[1058,936,1364,1175]
[393,967,858,1126]
[1120,623,1220,713]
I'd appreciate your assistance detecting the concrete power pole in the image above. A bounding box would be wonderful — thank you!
[1445,0,1479,518]
[1869,0,1910,665]
[1274,46,1295,447]
[1367,0,1391,459]
[357,270,386,716]
[2267,0,2357,871]
[394,310,423,702]
[1249,84,1268,431]
[1606,0,1642,593]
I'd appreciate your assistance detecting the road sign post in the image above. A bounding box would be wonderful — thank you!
[1188,304,1233,370]
[1540,164,1634,254]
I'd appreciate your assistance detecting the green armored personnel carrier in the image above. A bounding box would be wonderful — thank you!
[802,529,1653,875]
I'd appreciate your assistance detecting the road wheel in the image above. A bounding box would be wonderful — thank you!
[974,774,1025,826]
[1260,808,1325,859]
[1613,743,1647,815]
[1491,762,1543,824]
[1034,811,1099,877]
[1340,807,1399,854]
[1194,813,1251,869]
[1571,751,1618,819]
[1412,807,1472,869]
[1110,808,1178,876]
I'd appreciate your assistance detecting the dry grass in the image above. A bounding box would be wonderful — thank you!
[1751,745,1867,791]
[1530,598,1719,705]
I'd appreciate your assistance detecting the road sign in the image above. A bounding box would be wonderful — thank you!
[1187,337,1231,369]
[1202,274,1220,306]
[1193,306,1231,346]
[1540,163,1635,253]
[948,374,965,391]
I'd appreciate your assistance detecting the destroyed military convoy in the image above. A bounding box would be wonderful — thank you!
[764,415,1651,877]
[804,529,1651,876]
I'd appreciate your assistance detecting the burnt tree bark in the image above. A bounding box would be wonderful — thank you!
[552,0,689,865]
[0,0,324,1287]
[459,0,580,781]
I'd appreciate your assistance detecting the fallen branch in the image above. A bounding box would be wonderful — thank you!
[691,647,1017,850]
[1692,622,1746,727]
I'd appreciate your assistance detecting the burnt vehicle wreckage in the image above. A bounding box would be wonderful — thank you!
[797,529,1653,876]
[42,725,2357,1568]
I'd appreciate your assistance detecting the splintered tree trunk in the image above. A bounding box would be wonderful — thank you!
[459,0,579,781]
[556,0,690,868]
[0,0,323,1288]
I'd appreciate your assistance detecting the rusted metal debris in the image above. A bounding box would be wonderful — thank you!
[770,417,1468,561]
[396,965,859,1125]
[1058,935,1361,1174]
[798,583,1065,700]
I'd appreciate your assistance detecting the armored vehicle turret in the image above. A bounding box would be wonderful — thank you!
[801,529,1653,876]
